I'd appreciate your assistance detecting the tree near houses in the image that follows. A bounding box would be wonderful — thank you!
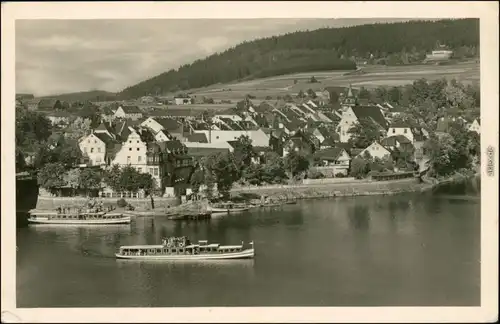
[16,110,52,147]
[78,168,102,196]
[347,117,385,149]
[37,162,67,196]
[233,135,255,170]
[261,151,288,184]
[307,89,317,98]
[189,168,205,196]
[66,117,92,140]
[358,87,371,100]
[297,90,306,99]
[64,168,81,196]
[424,133,459,177]
[284,150,310,178]
[443,81,475,110]
[118,166,154,194]
[51,138,83,167]
[242,163,264,186]
[349,157,370,179]
[207,153,241,200]
[103,164,122,192]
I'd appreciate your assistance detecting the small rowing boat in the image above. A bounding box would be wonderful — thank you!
[116,236,255,260]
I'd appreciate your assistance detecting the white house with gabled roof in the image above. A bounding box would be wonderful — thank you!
[468,118,480,134]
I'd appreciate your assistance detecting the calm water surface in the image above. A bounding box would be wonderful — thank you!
[17,189,480,307]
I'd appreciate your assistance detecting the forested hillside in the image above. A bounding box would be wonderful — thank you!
[118,18,479,99]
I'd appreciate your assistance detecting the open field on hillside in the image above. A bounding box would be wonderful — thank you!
[189,61,479,100]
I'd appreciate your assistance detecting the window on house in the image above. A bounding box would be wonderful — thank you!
[137,148,140,151]
[138,156,142,162]
[98,148,101,153]
[84,147,87,153]
[149,168,153,174]
[154,168,159,176]
[94,140,97,144]
[96,157,101,162]
[127,156,131,163]
[129,141,131,144]
[216,136,219,139]
[87,140,90,144]
[404,129,408,134]
[90,148,94,153]
[138,167,142,172]
[137,140,139,143]
[392,129,396,133]
[129,148,132,151]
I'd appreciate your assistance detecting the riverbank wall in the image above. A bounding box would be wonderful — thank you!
[35,196,180,211]
[231,178,434,201]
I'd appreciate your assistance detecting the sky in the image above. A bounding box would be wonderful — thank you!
[16,18,415,96]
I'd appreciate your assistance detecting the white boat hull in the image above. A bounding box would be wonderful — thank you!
[115,248,255,260]
[28,216,131,225]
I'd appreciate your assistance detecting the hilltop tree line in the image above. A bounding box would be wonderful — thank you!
[119,18,478,99]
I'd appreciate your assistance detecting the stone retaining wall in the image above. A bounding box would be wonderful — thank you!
[232,178,432,200]
[36,196,180,211]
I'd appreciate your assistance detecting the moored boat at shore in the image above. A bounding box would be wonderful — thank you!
[115,236,255,260]
[28,210,130,225]
[209,202,251,214]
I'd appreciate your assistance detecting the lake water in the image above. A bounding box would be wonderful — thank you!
[16,185,480,307]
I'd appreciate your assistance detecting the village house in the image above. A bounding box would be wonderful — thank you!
[468,118,480,134]
[283,130,316,157]
[192,129,270,147]
[111,129,148,170]
[114,105,144,120]
[337,105,388,143]
[386,122,428,144]
[380,135,414,154]
[94,122,116,140]
[320,133,340,149]
[174,97,192,105]
[185,133,209,143]
[184,141,235,154]
[313,147,351,176]
[356,141,392,160]
[155,140,194,197]
[140,117,185,141]
[100,106,116,122]
[24,99,41,111]
[79,132,112,166]
[38,98,63,110]
[314,90,330,106]
[45,110,72,126]
[339,85,357,111]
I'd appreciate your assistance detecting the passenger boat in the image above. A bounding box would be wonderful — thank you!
[209,202,251,214]
[28,210,130,225]
[115,236,255,260]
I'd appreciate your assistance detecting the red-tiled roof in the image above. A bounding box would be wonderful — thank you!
[121,105,143,114]
[186,147,230,158]
[186,133,208,143]
[351,106,388,129]
[156,118,182,131]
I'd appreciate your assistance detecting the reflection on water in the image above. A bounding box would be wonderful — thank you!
[17,186,480,307]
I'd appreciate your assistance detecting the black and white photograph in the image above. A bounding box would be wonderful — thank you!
[2,1,498,323]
